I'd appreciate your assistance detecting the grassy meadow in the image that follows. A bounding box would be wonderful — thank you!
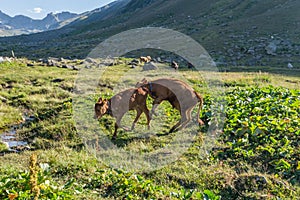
[0,58,299,199]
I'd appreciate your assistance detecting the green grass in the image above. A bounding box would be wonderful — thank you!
[0,59,299,199]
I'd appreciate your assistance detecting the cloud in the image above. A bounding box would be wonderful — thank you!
[32,7,43,14]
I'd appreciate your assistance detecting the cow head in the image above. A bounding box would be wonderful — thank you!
[94,97,109,119]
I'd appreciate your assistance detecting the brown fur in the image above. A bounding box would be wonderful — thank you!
[171,61,179,70]
[139,56,152,63]
[136,78,204,133]
[94,88,151,139]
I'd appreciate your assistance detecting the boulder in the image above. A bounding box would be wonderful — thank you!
[247,47,255,55]
[0,96,7,103]
[51,78,64,83]
[85,57,97,64]
[0,57,12,63]
[142,62,158,71]
[265,42,277,55]
[287,63,293,69]
[129,59,140,65]
[27,63,34,67]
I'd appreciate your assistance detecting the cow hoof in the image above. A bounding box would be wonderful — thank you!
[123,126,131,131]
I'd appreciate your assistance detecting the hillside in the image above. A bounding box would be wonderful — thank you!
[0,0,300,68]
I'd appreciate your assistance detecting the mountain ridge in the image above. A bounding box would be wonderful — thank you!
[0,10,78,36]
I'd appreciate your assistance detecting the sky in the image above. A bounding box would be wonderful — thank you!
[0,0,116,19]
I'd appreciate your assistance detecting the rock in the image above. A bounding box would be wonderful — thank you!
[51,78,64,83]
[227,49,234,57]
[85,57,97,64]
[58,57,66,62]
[265,42,277,55]
[61,64,79,70]
[10,145,31,152]
[247,47,255,55]
[48,57,59,62]
[142,62,158,71]
[44,58,60,67]
[108,62,116,66]
[0,57,12,63]
[129,59,140,65]
[72,66,79,71]
[164,58,172,63]
[287,63,293,69]
[27,63,34,67]
[62,64,71,69]
[0,96,7,103]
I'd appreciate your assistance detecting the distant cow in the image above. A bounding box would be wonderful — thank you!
[94,88,151,139]
[139,56,152,63]
[136,78,204,133]
[171,61,179,70]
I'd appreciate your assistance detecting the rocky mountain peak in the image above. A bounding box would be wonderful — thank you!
[0,11,79,36]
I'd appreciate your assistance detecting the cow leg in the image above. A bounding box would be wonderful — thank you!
[178,108,192,130]
[143,107,151,129]
[151,98,163,117]
[113,114,124,139]
[116,113,132,131]
[169,121,181,133]
[113,122,119,140]
[169,108,192,133]
[131,109,142,130]
[150,104,159,117]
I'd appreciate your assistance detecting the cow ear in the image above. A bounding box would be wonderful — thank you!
[97,97,103,103]
[141,78,148,84]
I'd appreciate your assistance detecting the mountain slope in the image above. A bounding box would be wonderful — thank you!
[0,0,299,67]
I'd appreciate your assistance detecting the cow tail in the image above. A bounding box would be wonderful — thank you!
[194,91,204,125]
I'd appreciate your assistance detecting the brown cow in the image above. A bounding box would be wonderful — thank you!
[136,78,204,133]
[94,88,151,139]
[171,61,179,70]
[139,56,152,63]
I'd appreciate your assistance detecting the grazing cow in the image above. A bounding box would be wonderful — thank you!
[136,78,204,133]
[139,56,152,63]
[171,61,179,70]
[94,88,151,139]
